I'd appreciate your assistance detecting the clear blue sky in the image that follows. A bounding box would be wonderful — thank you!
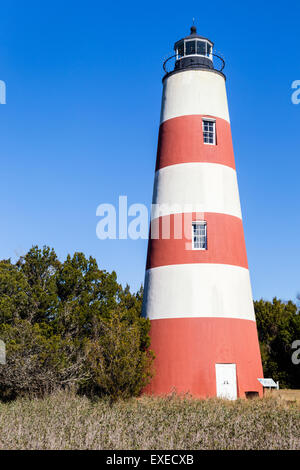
[0,0,299,301]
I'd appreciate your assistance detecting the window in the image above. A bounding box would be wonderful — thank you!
[203,120,216,145]
[192,221,207,250]
[177,42,184,58]
[197,41,206,55]
[185,40,196,55]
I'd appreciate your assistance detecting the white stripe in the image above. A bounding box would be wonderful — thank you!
[152,163,242,220]
[161,70,230,124]
[143,264,255,321]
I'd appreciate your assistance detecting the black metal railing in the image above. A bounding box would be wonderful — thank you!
[163,53,225,75]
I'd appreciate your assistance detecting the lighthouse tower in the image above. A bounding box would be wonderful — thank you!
[142,26,263,399]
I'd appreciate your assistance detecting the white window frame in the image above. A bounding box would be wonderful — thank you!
[179,39,213,59]
[202,118,216,145]
[175,39,213,60]
[192,221,207,251]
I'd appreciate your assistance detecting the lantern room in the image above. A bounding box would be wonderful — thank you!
[174,25,214,71]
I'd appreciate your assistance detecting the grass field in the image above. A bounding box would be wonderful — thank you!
[0,391,299,450]
[269,389,300,405]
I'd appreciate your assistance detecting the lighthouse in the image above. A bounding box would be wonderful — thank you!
[142,26,263,399]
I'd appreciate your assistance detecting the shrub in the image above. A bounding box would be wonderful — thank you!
[255,298,300,388]
[85,311,154,400]
[0,246,153,400]
[0,320,88,399]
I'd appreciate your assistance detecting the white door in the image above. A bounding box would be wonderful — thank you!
[215,363,237,400]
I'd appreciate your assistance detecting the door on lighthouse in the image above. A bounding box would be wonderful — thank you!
[215,364,237,400]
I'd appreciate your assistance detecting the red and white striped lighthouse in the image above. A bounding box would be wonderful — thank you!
[142,26,263,399]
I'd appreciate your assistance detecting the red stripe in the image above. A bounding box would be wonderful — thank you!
[156,115,235,171]
[144,317,263,398]
[146,212,248,270]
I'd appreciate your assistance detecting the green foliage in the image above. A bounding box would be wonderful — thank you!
[16,246,61,323]
[255,298,300,388]
[85,310,154,401]
[0,246,153,400]
[0,320,80,399]
[0,260,31,323]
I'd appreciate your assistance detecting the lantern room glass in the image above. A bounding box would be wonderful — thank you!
[197,41,206,55]
[186,40,196,55]
[177,42,184,58]
[176,39,212,59]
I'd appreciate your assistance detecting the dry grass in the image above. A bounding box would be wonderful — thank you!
[0,391,299,450]
[267,389,300,405]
